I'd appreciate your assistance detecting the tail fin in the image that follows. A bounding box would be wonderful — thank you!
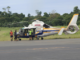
[65,14,79,34]
[67,14,79,29]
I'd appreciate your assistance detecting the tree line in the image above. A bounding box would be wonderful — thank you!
[0,6,80,27]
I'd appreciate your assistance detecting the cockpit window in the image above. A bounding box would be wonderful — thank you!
[43,24,50,28]
[21,29,23,32]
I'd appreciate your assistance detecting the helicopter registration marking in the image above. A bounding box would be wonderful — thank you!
[35,24,41,26]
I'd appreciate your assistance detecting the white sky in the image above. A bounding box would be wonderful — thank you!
[0,0,80,16]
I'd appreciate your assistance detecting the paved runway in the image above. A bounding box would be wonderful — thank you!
[0,39,80,60]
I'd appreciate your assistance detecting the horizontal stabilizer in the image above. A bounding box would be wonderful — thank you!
[58,27,65,35]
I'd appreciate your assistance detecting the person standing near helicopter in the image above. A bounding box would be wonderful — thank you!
[14,30,17,41]
[29,29,32,40]
[10,30,13,41]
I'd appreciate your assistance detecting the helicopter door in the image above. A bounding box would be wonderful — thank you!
[24,29,28,36]
[32,28,36,35]
[19,29,24,36]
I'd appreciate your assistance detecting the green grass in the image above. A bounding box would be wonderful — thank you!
[0,25,80,41]
[0,27,21,41]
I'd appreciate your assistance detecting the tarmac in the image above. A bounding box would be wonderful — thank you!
[0,38,80,60]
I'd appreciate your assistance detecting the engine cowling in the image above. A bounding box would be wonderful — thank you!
[64,24,79,34]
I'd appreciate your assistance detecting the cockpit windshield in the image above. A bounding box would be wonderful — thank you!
[43,24,50,28]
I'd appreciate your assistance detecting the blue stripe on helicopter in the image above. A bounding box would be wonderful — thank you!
[37,30,59,32]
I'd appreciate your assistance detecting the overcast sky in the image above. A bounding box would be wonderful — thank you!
[0,0,80,16]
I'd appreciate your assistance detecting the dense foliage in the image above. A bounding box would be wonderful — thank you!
[0,6,80,27]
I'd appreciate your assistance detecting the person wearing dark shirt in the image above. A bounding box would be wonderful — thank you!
[14,30,17,41]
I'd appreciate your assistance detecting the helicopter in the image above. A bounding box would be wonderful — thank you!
[16,14,79,40]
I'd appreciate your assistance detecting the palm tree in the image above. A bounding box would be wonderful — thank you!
[2,8,6,12]
[7,6,10,13]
